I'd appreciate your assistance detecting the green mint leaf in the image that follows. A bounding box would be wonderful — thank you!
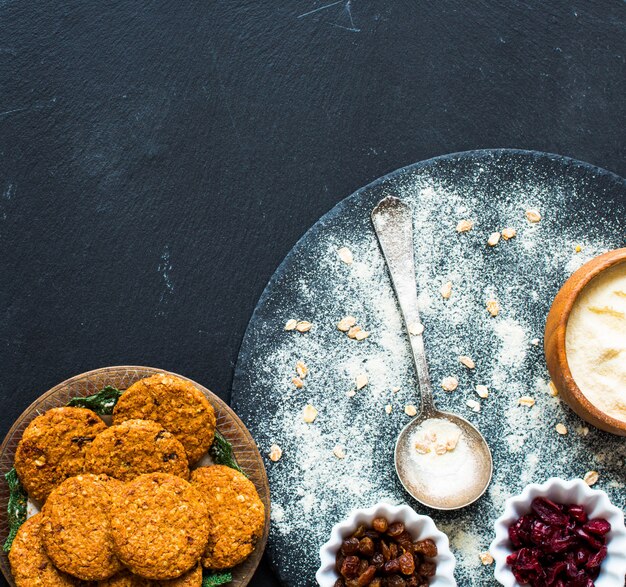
[202,570,233,586]
[3,468,27,552]
[67,385,122,415]
[209,430,245,476]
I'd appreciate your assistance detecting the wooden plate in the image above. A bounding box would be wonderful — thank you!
[0,366,270,587]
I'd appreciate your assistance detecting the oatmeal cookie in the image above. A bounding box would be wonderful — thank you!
[41,474,124,581]
[191,465,265,569]
[112,373,215,464]
[84,419,189,481]
[14,407,107,502]
[97,565,202,586]
[109,473,209,580]
[8,513,84,587]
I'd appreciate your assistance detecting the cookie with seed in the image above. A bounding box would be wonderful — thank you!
[97,565,202,587]
[41,474,124,581]
[84,419,189,481]
[109,473,209,580]
[191,465,265,570]
[14,407,107,502]
[8,513,85,587]
[112,374,215,464]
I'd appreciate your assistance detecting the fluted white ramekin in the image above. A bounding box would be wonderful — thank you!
[490,478,626,586]
[316,503,457,586]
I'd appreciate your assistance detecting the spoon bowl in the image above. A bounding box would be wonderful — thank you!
[395,411,493,510]
[372,195,493,510]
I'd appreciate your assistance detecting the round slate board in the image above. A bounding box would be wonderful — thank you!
[231,149,626,587]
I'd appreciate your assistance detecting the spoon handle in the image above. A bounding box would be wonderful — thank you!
[371,195,436,416]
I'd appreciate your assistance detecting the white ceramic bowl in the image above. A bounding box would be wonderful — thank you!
[316,503,457,586]
[490,478,626,586]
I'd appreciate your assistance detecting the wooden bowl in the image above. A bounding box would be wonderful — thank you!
[0,366,270,587]
[545,249,626,436]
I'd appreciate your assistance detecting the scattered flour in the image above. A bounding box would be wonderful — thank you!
[232,154,626,586]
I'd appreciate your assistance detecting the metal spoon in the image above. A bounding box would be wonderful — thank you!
[371,195,493,510]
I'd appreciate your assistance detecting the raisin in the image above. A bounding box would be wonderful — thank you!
[381,541,391,562]
[413,539,437,558]
[371,553,384,569]
[341,556,361,578]
[369,579,382,587]
[357,559,369,576]
[372,517,389,533]
[357,565,377,586]
[353,525,367,539]
[386,575,406,587]
[342,537,360,555]
[334,579,346,587]
[398,553,415,575]
[383,559,401,575]
[389,543,398,559]
[417,561,436,578]
[336,552,346,573]
[387,522,405,537]
[359,537,375,557]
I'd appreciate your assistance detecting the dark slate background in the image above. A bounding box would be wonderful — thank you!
[0,1,624,585]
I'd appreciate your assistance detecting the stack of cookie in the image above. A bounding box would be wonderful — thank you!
[8,374,266,587]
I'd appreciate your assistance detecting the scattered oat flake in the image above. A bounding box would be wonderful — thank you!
[284,319,298,331]
[337,247,353,264]
[486,299,500,317]
[588,305,624,318]
[475,385,489,399]
[296,361,308,378]
[302,404,318,423]
[268,444,282,462]
[479,552,494,565]
[459,355,475,369]
[346,389,356,398]
[555,423,568,435]
[337,316,357,332]
[296,320,312,332]
[333,445,346,459]
[548,381,559,397]
[404,405,417,417]
[466,399,481,412]
[441,376,458,392]
[583,470,599,486]
[291,376,304,389]
[440,281,453,299]
[579,426,589,436]
[355,374,368,390]
[354,330,370,341]
[391,386,400,393]
[526,209,542,223]
[456,219,474,233]
[531,338,540,346]
[487,231,501,246]
[518,396,535,407]
[501,227,517,240]
[408,322,424,336]
[347,325,362,339]
[385,404,392,415]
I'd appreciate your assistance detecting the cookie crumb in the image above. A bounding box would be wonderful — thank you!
[466,399,481,412]
[296,320,312,333]
[296,361,308,379]
[284,319,298,331]
[404,405,417,417]
[440,281,453,299]
[385,404,392,415]
[291,377,304,389]
[337,316,357,332]
[486,299,500,317]
[333,445,346,459]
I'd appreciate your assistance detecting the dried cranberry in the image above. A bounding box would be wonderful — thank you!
[567,504,588,524]
[531,497,569,526]
[583,518,611,536]
[585,546,607,569]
